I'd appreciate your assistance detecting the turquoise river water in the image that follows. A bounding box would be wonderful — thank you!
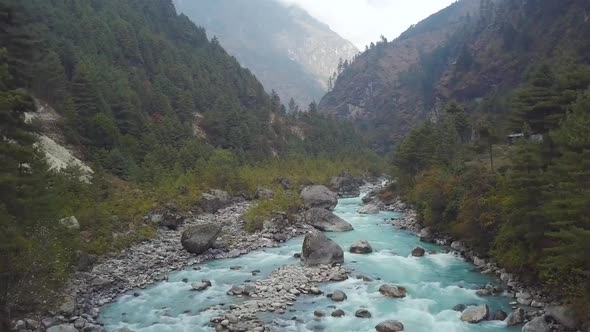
[100,196,519,332]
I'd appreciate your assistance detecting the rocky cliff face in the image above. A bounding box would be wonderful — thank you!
[173,0,358,106]
[319,0,590,151]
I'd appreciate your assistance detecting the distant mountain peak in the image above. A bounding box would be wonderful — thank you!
[174,0,359,107]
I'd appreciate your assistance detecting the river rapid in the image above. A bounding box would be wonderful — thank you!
[100,195,519,332]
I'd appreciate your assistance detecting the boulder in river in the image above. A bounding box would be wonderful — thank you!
[198,189,231,213]
[300,185,338,210]
[418,227,433,242]
[362,186,384,204]
[181,223,222,254]
[329,172,361,198]
[411,246,425,257]
[314,310,326,318]
[304,208,353,232]
[331,309,345,317]
[505,308,526,326]
[375,320,405,332]
[191,281,210,291]
[355,309,372,318]
[522,316,550,332]
[378,284,407,298]
[329,290,347,302]
[452,304,467,312]
[350,240,373,254]
[358,203,380,214]
[460,304,489,323]
[490,310,507,321]
[301,231,344,266]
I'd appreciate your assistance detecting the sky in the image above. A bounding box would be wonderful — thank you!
[280,0,457,49]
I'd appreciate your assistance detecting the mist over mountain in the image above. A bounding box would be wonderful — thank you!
[174,0,359,107]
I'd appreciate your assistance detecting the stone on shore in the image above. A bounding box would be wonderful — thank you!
[378,284,407,298]
[460,304,489,323]
[506,308,526,326]
[329,172,361,198]
[59,216,80,230]
[301,231,344,266]
[198,189,231,213]
[358,203,380,214]
[47,325,79,332]
[375,320,405,332]
[545,305,578,329]
[305,208,353,232]
[181,223,222,254]
[522,316,550,332]
[350,240,373,254]
[300,185,338,210]
[255,187,274,199]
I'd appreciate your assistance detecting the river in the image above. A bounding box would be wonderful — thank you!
[100,195,519,331]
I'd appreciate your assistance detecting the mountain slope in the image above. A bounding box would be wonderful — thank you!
[319,0,590,150]
[174,0,359,106]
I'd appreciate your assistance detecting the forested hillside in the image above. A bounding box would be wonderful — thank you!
[0,0,378,326]
[320,0,590,151]
[174,0,359,107]
[378,0,590,319]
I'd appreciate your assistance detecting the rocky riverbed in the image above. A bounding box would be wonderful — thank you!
[13,200,315,332]
[374,196,582,332]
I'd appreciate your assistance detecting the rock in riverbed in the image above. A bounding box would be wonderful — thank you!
[378,284,407,298]
[355,309,372,318]
[505,308,525,326]
[305,208,353,232]
[329,290,347,302]
[358,203,380,214]
[329,172,361,198]
[460,304,489,323]
[300,185,338,210]
[376,320,405,332]
[411,246,425,257]
[301,231,344,266]
[181,223,222,254]
[350,240,373,254]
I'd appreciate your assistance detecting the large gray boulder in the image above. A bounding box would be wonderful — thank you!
[545,305,578,329]
[198,189,231,213]
[522,316,550,332]
[329,172,361,198]
[506,308,526,326]
[300,185,338,210]
[47,325,78,332]
[350,240,373,254]
[304,208,353,232]
[362,186,384,204]
[375,320,405,332]
[181,223,222,254]
[460,305,489,323]
[301,231,344,266]
[378,284,407,298]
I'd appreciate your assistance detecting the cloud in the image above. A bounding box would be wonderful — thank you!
[279,0,457,49]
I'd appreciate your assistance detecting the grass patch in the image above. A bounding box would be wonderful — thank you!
[243,188,302,232]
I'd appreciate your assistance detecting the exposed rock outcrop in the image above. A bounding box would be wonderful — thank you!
[358,203,380,214]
